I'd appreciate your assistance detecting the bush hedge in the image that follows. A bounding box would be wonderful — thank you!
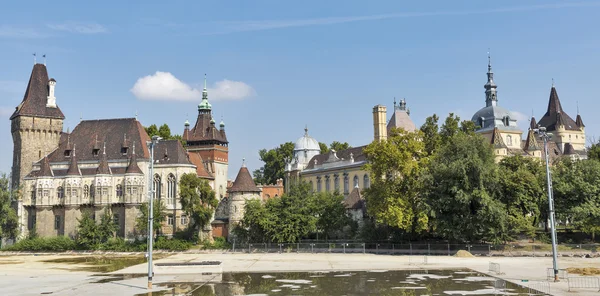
[3,236,192,252]
[6,236,77,252]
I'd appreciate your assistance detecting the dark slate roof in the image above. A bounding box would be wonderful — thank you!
[343,187,365,210]
[304,145,367,170]
[10,64,65,120]
[153,140,193,165]
[576,114,585,128]
[65,148,81,176]
[125,143,143,174]
[186,112,228,144]
[563,143,576,155]
[529,117,538,130]
[537,87,580,131]
[96,150,112,175]
[228,165,261,193]
[46,118,150,163]
[39,156,53,177]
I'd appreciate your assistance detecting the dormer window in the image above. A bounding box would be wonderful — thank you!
[503,116,510,126]
[92,148,99,157]
[121,147,128,155]
[64,150,72,157]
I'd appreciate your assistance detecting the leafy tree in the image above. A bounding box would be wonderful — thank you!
[329,141,351,152]
[144,123,183,145]
[439,113,461,141]
[232,199,270,243]
[136,199,167,238]
[312,192,355,239]
[145,124,159,138]
[76,211,99,249]
[420,114,441,156]
[363,128,429,237]
[265,183,317,243]
[425,131,509,243]
[587,141,600,161]
[158,124,172,139]
[319,142,329,154]
[179,173,218,233]
[98,208,117,243]
[498,156,545,239]
[253,142,294,185]
[0,175,18,240]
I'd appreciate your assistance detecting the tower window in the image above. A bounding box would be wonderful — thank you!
[57,186,64,198]
[121,147,128,155]
[92,149,99,157]
[54,215,61,230]
[64,150,71,157]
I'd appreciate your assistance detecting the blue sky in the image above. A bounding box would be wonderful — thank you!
[1,0,600,179]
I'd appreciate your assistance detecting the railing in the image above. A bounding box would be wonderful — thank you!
[229,242,600,256]
[567,277,600,292]
[408,255,428,265]
[525,280,551,295]
[488,262,504,275]
[546,268,568,281]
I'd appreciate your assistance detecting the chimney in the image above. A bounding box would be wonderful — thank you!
[47,78,57,108]
[373,105,387,142]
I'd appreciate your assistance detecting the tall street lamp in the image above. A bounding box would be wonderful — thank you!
[147,135,161,289]
[536,126,559,282]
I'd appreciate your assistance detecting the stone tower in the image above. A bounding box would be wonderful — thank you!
[227,161,261,232]
[372,105,387,142]
[10,64,65,191]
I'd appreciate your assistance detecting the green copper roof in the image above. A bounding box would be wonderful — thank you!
[220,120,225,127]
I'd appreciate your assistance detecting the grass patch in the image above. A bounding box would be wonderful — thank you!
[42,254,171,273]
[566,267,600,276]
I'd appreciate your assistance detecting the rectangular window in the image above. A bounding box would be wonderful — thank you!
[181,215,188,225]
[102,188,108,197]
[43,189,49,197]
[113,214,120,226]
[167,215,174,226]
[28,213,36,230]
[54,215,61,230]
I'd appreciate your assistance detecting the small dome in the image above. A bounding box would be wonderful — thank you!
[48,78,56,83]
[294,128,320,152]
[471,105,521,132]
[210,118,215,125]
[220,120,225,127]
[198,99,212,110]
[184,119,190,126]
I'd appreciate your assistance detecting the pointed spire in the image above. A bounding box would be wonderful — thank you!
[491,127,507,148]
[66,145,80,176]
[546,85,564,115]
[484,50,498,107]
[524,129,540,151]
[96,142,111,175]
[228,163,261,193]
[38,155,53,177]
[198,74,212,111]
[529,116,537,130]
[126,141,143,174]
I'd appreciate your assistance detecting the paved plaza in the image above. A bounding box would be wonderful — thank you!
[0,252,598,295]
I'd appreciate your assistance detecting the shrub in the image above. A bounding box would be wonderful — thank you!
[5,236,77,252]
[100,237,146,252]
[154,237,192,251]
[201,237,231,250]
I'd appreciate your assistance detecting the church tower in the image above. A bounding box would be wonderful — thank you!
[10,64,65,191]
[183,75,229,200]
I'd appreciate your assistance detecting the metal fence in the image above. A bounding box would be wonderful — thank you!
[567,277,600,292]
[524,280,551,295]
[546,268,568,281]
[229,242,599,256]
[488,262,504,275]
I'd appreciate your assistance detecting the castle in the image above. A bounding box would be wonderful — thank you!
[9,63,237,239]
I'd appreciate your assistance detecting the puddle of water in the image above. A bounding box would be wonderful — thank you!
[130,269,536,296]
[42,254,170,273]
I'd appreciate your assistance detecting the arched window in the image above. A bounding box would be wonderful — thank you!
[57,186,64,198]
[363,174,370,189]
[316,177,322,192]
[334,174,340,192]
[219,185,224,199]
[90,184,95,198]
[116,185,123,197]
[167,174,176,199]
[309,180,314,191]
[343,174,349,194]
[84,185,89,198]
[66,184,72,197]
[507,135,512,146]
[30,185,36,201]
[325,175,331,192]
[153,174,162,199]
[353,175,359,188]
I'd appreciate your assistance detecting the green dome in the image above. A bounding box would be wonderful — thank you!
[198,99,212,110]
[184,119,190,126]
[220,120,225,127]
[210,118,216,125]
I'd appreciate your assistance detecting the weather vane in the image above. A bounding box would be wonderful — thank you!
[33,53,36,64]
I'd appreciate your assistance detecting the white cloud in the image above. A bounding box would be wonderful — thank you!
[208,79,256,100]
[46,22,107,34]
[131,71,255,101]
[0,25,46,38]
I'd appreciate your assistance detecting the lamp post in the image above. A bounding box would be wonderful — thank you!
[536,126,559,282]
[147,135,161,289]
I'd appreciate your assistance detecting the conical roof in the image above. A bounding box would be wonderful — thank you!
[96,143,112,175]
[537,86,579,131]
[228,163,261,193]
[66,146,81,176]
[10,64,65,120]
[524,129,540,151]
[529,117,537,130]
[39,155,54,177]
[491,127,507,148]
[563,143,576,155]
[576,114,585,128]
[343,186,365,210]
[125,142,143,174]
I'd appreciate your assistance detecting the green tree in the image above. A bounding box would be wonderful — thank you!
[319,142,329,154]
[587,141,600,161]
[439,113,461,141]
[145,124,159,138]
[312,192,355,239]
[498,156,545,239]
[158,124,172,139]
[0,175,18,240]
[420,114,441,156]
[136,199,167,238]
[232,199,270,243]
[425,131,509,243]
[265,183,317,243]
[179,173,218,233]
[329,141,351,152]
[363,128,429,237]
[98,208,117,243]
[76,211,99,249]
[253,142,295,185]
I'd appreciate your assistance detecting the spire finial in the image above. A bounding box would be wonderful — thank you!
[304,125,308,136]
[33,52,36,65]
[135,110,138,120]
[552,78,555,88]
[242,158,246,167]
[103,142,106,155]
[43,54,46,66]
[132,141,136,155]
[204,73,207,90]
[80,113,82,121]
[577,101,580,115]
[487,48,491,70]
[393,97,397,107]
